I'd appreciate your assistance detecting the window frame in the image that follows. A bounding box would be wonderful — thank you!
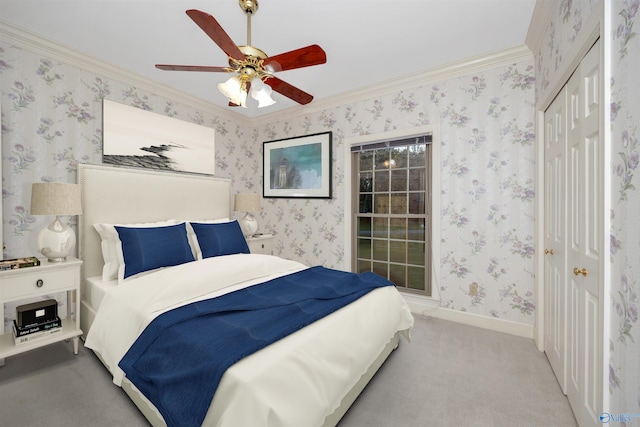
[352,137,432,295]
[343,126,441,303]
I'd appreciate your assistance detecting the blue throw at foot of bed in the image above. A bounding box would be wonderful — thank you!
[119,266,395,427]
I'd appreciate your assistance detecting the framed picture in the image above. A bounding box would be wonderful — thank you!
[263,131,332,199]
[102,99,215,175]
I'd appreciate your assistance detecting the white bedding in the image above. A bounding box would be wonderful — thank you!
[84,254,414,426]
[84,276,117,311]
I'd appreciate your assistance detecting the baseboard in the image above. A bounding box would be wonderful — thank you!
[403,295,534,339]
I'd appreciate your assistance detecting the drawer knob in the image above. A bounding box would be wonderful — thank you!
[36,279,44,288]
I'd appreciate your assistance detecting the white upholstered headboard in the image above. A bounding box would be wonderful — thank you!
[77,164,232,282]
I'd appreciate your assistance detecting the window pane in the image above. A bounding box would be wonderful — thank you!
[393,147,408,168]
[409,192,425,214]
[357,238,371,259]
[391,169,407,192]
[360,171,373,192]
[390,193,407,214]
[390,218,406,239]
[357,259,371,274]
[372,239,388,261]
[409,168,425,191]
[372,217,388,238]
[359,151,373,171]
[408,218,425,241]
[409,145,426,167]
[358,217,372,237]
[407,242,425,266]
[374,194,389,214]
[375,149,391,169]
[407,266,426,290]
[390,264,406,287]
[374,171,389,192]
[372,262,388,279]
[359,194,372,213]
[389,240,406,263]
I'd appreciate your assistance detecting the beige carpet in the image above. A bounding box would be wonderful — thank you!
[0,316,576,426]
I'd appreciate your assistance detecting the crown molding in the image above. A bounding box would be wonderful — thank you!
[525,0,555,54]
[0,20,253,128]
[251,44,533,127]
[1,20,533,130]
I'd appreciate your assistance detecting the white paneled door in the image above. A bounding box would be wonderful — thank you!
[566,39,602,427]
[544,85,568,393]
[544,39,603,427]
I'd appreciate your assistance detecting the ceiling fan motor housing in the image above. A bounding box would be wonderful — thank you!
[232,46,269,81]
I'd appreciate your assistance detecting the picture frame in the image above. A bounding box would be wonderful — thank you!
[263,131,332,199]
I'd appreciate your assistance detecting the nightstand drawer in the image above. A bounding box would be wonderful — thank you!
[247,234,274,255]
[2,268,76,300]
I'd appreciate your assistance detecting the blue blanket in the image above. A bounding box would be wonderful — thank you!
[118,266,394,427]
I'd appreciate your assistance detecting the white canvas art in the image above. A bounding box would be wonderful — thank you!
[102,99,215,175]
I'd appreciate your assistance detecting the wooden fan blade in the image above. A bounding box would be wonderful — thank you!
[263,44,327,73]
[268,77,313,105]
[156,64,229,72]
[186,9,245,61]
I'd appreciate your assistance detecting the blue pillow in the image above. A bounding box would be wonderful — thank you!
[115,223,195,279]
[190,220,250,259]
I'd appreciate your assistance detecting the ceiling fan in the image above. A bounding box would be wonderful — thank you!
[156,0,327,108]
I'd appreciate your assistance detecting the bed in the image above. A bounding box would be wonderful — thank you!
[77,163,414,427]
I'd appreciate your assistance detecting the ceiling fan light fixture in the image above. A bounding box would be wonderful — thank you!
[218,76,247,107]
[250,78,276,108]
[158,6,326,109]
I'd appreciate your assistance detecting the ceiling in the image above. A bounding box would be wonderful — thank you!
[1,0,537,118]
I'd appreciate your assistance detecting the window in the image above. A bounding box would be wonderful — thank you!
[351,135,432,295]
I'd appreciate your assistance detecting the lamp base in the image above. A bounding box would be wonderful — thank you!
[38,216,76,262]
[238,213,258,237]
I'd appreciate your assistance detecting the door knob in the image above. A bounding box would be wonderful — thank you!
[545,249,554,255]
[573,267,588,277]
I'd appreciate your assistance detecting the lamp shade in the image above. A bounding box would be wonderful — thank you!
[250,78,276,108]
[234,193,261,212]
[30,182,82,216]
[218,76,247,108]
[30,182,82,262]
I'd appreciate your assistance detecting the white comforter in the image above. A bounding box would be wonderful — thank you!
[85,254,414,426]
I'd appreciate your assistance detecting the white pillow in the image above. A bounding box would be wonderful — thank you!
[185,218,230,259]
[93,219,179,282]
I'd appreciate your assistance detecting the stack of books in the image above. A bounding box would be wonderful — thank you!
[13,317,62,345]
[13,299,62,345]
[0,257,40,271]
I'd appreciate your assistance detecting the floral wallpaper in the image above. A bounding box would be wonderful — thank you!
[534,0,640,418]
[610,0,640,418]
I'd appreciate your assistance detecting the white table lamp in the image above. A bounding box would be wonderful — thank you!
[30,182,82,262]
[234,193,261,237]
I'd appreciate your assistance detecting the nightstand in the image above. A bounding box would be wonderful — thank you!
[0,257,82,365]
[246,234,274,255]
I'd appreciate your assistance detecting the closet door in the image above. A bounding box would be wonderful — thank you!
[566,39,602,427]
[543,87,568,393]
